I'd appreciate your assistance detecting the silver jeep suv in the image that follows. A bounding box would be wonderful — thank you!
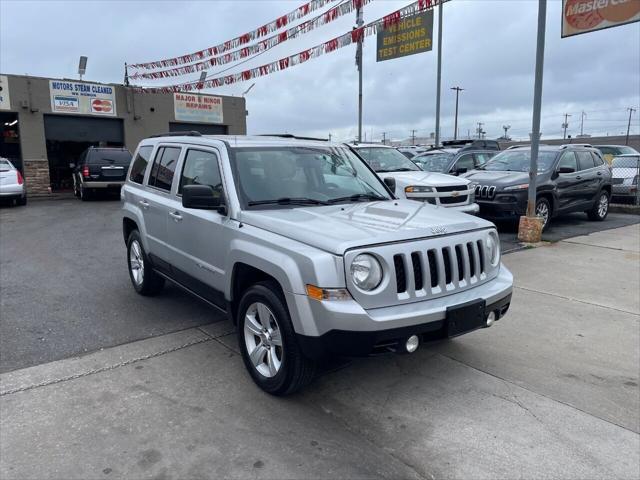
[122,133,513,395]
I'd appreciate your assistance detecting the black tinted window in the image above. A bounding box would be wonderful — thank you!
[129,146,153,184]
[148,146,181,191]
[179,149,223,195]
[88,149,132,165]
[557,152,577,172]
[576,151,595,171]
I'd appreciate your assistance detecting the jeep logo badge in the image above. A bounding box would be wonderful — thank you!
[431,226,447,235]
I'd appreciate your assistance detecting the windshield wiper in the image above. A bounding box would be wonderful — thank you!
[392,168,418,172]
[248,197,330,207]
[328,193,387,204]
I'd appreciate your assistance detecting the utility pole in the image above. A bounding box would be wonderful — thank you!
[502,125,511,140]
[356,5,364,142]
[451,86,463,140]
[562,113,571,139]
[328,133,332,142]
[410,129,417,145]
[476,122,484,139]
[434,2,443,147]
[580,111,586,136]
[626,108,636,145]
[382,132,387,145]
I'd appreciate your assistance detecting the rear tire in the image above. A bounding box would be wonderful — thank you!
[16,195,27,206]
[587,191,609,221]
[126,230,165,296]
[80,185,92,201]
[237,281,317,396]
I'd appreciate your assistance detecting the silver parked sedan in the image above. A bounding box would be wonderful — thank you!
[0,158,27,206]
[611,154,639,203]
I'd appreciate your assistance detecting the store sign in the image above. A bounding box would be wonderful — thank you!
[0,75,10,110]
[174,93,223,124]
[49,80,117,116]
[562,0,640,37]
[376,10,433,62]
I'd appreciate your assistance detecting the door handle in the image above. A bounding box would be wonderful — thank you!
[575,176,582,180]
[597,171,602,176]
[139,200,150,210]
[169,211,183,222]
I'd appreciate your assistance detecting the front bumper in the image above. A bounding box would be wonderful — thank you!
[292,264,513,359]
[612,184,638,197]
[477,194,527,220]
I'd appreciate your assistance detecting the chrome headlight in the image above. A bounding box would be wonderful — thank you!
[405,186,433,193]
[486,230,500,267]
[470,184,477,202]
[350,254,383,291]
[503,183,529,191]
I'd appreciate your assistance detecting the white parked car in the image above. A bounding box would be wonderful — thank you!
[349,143,478,214]
[0,158,26,206]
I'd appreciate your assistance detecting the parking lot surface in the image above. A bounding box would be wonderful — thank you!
[1,223,638,479]
[1,198,638,373]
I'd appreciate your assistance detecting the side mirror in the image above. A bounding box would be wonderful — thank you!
[383,177,396,193]
[182,184,226,213]
[455,167,468,175]
[557,166,575,174]
[69,163,76,169]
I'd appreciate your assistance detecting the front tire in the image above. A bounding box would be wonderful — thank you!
[587,191,609,221]
[237,281,316,395]
[126,230,165,296]
[535,197,551,231]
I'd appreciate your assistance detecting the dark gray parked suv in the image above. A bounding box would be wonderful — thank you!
[463,145,612,230]
[121,133,513,395]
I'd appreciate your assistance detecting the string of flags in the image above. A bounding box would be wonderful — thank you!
[129,0,371,80]
[129,0,344,70]
[133,0,443,94]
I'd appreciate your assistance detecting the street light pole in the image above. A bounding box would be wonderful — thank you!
[356,5,364,142]
[451,86,463,140]
[434,2,443,148]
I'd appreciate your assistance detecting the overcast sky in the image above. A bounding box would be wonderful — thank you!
[1,0,639,142]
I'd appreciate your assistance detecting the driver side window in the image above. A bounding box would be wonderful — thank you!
[453,154,475,172]
[178,149,223,197]
[557,152,577,173]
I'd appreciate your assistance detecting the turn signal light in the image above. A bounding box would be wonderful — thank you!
[306,284,351,301]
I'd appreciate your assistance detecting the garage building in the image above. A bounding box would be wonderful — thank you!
[0,74,247,195]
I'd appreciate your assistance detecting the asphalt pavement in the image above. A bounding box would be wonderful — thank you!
[0,198,638,373]
[1,225,638,479]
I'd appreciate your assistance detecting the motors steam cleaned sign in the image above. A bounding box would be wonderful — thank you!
[376,10,434,62]
[49,80,117,116]
[562,0,640,37]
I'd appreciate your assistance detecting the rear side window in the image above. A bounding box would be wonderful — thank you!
[129,146,153,184]
[148,146,181,191]
[576,151,595,171]
[178,149,223,196]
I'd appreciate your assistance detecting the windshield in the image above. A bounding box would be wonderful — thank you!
[230,146,392,208]
[482,150,557,172]
[612,156,640,168]
[413,153,454,172]
[355,147,421,172]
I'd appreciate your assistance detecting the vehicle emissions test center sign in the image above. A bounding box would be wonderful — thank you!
[174,93,224,124]
[562,0,640,37]
[376,10,434,62]
[49,80,117,116]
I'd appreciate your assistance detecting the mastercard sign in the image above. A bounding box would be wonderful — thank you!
[562,0,640,37]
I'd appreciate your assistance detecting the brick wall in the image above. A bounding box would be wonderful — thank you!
[23,160,50,195]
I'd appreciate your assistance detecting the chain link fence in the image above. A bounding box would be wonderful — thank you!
[611,157,640,206]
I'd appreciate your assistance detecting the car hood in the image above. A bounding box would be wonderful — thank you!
[238,199,491,255]
[463,170,531,186]
[380,171,470,187]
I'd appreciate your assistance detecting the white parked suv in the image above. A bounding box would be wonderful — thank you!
[349,143,479,214]
[121,133,513,395]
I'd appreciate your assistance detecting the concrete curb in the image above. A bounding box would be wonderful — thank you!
[610,203,640,215]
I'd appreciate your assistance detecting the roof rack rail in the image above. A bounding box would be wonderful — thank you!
[149,131,202,138]
[560,143,592,149]
[259,134,329,142]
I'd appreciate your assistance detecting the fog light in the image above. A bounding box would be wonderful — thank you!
[485,311,497,327]
[405,335,420,353]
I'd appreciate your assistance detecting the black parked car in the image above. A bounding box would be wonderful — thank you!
[462,145,612,230]
[71,147,132,201]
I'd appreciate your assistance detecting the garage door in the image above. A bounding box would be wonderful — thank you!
[169,122,227,135]
[43,115,124,143]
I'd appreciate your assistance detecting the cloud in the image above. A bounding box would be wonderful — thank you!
[1,0,638,142]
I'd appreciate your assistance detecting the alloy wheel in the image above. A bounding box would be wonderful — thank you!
[536,201,549,228]
[129,240,144,286]
[243,302,283,378]
[597,193,608,218]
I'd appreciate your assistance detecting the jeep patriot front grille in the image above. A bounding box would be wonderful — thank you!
[344,230,499,310]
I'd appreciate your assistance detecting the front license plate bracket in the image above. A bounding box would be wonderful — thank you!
[446,299,486,337]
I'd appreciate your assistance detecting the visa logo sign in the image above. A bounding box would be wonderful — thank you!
[53,95,79,112]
